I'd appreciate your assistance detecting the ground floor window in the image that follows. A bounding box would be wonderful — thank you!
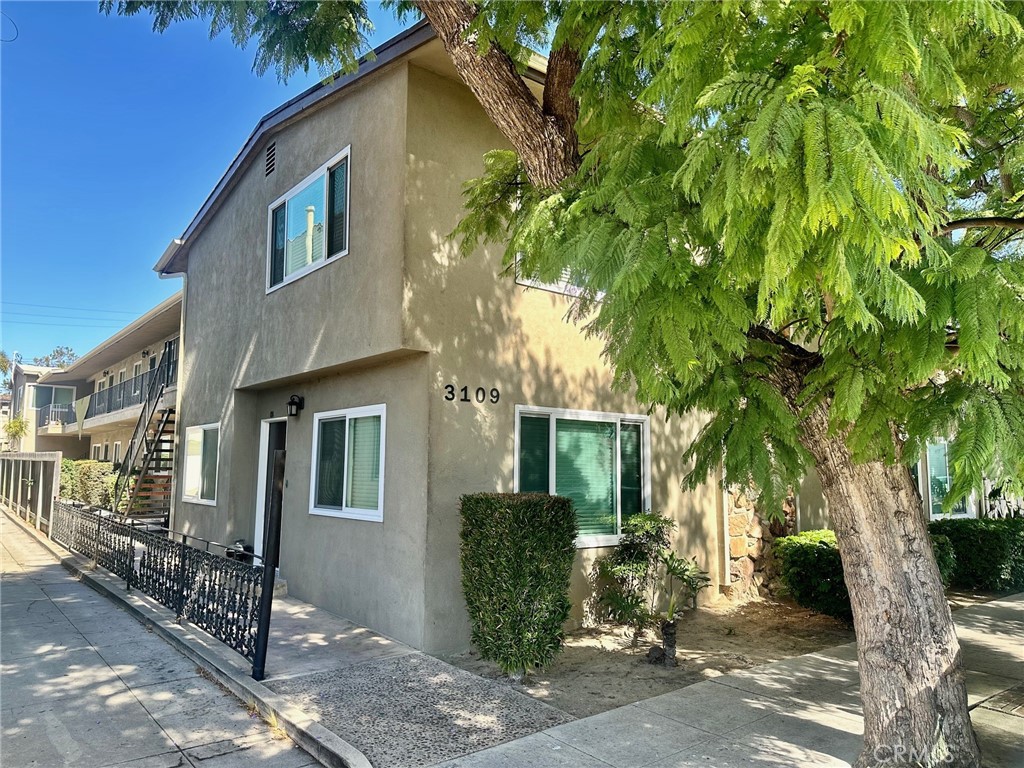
[91,444,101,460]
[183,423,219,504]
[911,438,975,520]
[310,404,386,522]
[515,405,650,547]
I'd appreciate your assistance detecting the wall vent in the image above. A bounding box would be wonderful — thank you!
[265,143,276,176]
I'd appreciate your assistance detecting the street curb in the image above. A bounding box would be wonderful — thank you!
[2,508,372,768]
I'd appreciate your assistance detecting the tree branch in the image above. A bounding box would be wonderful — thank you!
[940,216,1024,235]
[414,0,580,190]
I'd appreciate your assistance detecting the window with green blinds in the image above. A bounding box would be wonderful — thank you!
[328,159,348,256]
[311,405,385,520]
[516,409,647,541]
[183,424,219,503]
[200,428,219,501]
[346,415,381,510]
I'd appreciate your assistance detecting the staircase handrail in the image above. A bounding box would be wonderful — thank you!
[113,345,173,512]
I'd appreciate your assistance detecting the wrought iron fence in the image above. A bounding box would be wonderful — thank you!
[50,501,266,662]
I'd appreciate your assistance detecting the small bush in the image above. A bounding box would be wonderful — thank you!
[460,493,577,677]
[59,458,79,500]
[774,530,852,622]
[929,518,1024,590]
[73,460,115,508]
[930,534,957,587]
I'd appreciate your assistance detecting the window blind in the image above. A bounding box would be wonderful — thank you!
[328,160,348,256]
[200,428,219,501]
[555,419,616,536]
[518,414,550,493]
[316,418,346,508]
[620,422,643,522]
[271,205,286,286]
[346,414,381,510]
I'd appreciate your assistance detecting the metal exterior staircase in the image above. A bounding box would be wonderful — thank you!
[113,342,177,525]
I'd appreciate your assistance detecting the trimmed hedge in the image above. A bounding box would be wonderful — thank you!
[773,530,852,621]
[776,520,1024,619]
[460,493,577,677]
[929,518,1024,590]
[61,460,115,508]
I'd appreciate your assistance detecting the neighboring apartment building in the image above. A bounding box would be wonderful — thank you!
[13,295,182,515]
[0,393,10,451]
[154,22,728,654]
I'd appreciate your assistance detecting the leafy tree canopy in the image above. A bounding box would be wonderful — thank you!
[104,1,1024,514]
[33,346,78,369]
[454,0,1024,512]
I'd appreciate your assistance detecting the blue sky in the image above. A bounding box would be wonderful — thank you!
[1,1,410,364]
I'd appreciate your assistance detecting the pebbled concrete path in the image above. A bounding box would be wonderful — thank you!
[0,512,317,768]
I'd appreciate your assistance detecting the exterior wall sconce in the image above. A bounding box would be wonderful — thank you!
[102,370,110,377]
[141,349,150,358]
[286,395,305,418]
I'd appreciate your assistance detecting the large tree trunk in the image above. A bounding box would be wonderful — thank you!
[799,403,981,768]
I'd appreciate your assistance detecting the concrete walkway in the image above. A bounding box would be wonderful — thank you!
[4,507,1022,768]
[0,512,317,768]
[435,596,1024,768]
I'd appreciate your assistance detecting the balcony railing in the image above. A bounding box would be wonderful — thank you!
[87,365,176,419]
[36,403,76,429]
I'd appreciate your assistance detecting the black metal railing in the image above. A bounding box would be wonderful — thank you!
[86,358,178,419]
[113,340,178,513]
[50,501,270,663]
[36,403,76,429]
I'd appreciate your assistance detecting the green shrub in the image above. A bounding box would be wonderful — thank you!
[929,518,1024,590]
[73,460,115,508]
[931,534,957,587]
[774,530,852,622]
[460,493,577,678]
[59,458,79,500]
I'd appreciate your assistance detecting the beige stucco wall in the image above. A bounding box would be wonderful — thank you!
[172,57,726,654]
[402,65,725,653]
[172,62,435,647]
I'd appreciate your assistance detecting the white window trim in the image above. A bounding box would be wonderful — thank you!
[265,145,351,295]
[112,442,122,464]
[309,403,386,522]
[183,422,220,506]
[513,404,652,549]
[91,445,101,461]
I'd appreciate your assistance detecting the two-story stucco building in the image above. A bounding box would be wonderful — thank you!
[155,22,729,654]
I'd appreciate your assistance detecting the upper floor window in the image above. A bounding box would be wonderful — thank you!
[267,146,350,292]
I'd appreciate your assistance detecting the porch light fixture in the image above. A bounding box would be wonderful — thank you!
[286,395,305,418]
[141,349,150,358]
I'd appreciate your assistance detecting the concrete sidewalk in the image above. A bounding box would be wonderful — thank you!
[0,512,317,768]
[436,595,1024,768]
[5,507,1021,768]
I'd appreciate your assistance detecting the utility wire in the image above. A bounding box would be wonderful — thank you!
[2,319,125,328]
[3,310,143,322]
[1,301,146,315]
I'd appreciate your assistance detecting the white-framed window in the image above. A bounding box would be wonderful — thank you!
[183,423,220,505]
[309,403,385,522]
[31,384,76,409]
[911,438,977,520]
[103,443,110,462]
[91,444,101,460]
[112,442,122,465]
[132,362,143,392]
[97,378,107,392]
[514,255,586,298]
[514,405,651,548]
[266,146,350,293]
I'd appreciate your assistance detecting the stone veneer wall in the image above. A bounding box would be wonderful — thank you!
[726,487,797,598]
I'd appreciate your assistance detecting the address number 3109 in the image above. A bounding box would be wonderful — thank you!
[444,385,500,404]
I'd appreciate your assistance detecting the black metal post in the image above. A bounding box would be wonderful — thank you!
[251,449,284,681]
[176,535,189,622]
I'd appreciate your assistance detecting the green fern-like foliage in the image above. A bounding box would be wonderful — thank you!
[455,0,1024,515]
